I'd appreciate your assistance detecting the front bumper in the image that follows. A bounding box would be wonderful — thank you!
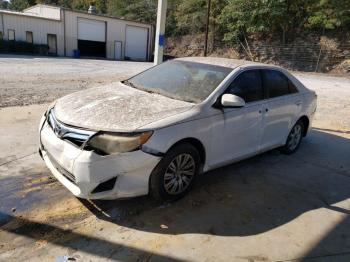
[40,122,161,200]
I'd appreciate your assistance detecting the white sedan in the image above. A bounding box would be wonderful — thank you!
[39,57,317,201]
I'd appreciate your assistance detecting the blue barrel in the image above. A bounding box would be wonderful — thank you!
[73,49,80,58]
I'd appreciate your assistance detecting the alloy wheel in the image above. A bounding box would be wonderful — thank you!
[287,124,302,151]
[163,153,196,195]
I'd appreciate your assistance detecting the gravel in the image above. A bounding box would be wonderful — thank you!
[0,54,152,107]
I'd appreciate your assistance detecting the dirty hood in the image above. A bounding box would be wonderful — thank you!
[54,82,194,132]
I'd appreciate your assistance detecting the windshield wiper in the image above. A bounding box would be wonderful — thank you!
[122,80,196,103]
[123,81,157,95]
[122,80,138,89]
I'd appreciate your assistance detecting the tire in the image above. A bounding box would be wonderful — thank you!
[281,120,305,154]
[149,143,201,202]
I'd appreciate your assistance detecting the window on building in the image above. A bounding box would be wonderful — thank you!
[26,31,33,44]
[8,29,15,41]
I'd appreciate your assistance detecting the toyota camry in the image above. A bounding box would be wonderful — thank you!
[39,57,317,201]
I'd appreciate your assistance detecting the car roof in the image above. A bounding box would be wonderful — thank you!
[175,57,281,70]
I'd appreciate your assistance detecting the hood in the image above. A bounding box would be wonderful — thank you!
[54,82,194,132]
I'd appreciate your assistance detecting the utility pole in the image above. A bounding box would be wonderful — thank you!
[154,0,168,65]
[204,0,211,57]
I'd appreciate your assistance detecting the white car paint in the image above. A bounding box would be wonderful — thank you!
[39,57,317,200]
[40,119,161,199]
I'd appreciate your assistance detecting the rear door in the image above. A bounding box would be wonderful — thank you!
[260,69,300,150]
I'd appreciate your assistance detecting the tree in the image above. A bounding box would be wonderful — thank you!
[218,0,268,42]
[8,0,35,10]
[218,0,316,44]
[123,0,156,24]
[175,0,207,35]
[0,0,9,9]
[308,0,350,30]
[106,0,128,17]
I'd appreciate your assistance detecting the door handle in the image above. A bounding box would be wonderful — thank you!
[295,101,302,106]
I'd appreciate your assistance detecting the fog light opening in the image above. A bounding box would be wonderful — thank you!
[91,177,117,194]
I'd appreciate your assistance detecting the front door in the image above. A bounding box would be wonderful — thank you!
[210,69,265,167]
[47,34,57,55]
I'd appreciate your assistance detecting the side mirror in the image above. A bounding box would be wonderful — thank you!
[221,94,245,108]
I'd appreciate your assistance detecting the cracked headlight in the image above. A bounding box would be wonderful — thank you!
[86,131,153,155]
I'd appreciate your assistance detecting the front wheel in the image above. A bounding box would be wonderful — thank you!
[281,120,304,154]
[149,143,200,202]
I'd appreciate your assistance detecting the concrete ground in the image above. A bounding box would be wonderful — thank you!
[0,55,349,262]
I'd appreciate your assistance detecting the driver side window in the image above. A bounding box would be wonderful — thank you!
[226,70,263,103]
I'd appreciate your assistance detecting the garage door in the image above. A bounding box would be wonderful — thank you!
[78,18,106,57]
[78,18,105,42]
[125,25,148,61]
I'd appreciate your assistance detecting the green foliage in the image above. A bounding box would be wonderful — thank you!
[8,0,35,10]
[219,0,349,43]
[0,0,9,9]
[106,0,156,23]
[218,0,316,43]
[307,0,350,30]
[3,0,349,42]
[174,0,207,35]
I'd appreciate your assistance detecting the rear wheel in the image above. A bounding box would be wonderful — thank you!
[149,143,200,202]
[281,120,304,154]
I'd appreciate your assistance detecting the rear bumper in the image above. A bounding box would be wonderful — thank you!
[40,123,161,200]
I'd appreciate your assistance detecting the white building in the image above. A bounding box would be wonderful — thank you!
[0,4,154,61]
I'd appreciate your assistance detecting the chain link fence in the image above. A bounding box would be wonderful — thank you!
[167,35,350,74]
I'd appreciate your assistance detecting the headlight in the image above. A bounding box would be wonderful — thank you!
[39,101,56,131]
[86,131,153,155]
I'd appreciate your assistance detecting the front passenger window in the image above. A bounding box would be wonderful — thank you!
[226,70,263,103]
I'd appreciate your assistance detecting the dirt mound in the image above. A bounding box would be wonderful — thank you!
[331,59,350,75]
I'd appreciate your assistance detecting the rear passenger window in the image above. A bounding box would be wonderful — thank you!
[262,69,290,98]
[226,70,263,103]
[288,79,298,93]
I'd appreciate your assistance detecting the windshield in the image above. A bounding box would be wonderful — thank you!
[125,60,232,103]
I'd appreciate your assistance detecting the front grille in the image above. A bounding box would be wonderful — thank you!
[47,109,95,147]
[46,151,76,184]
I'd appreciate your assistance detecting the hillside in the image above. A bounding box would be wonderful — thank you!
[165,33,350,75]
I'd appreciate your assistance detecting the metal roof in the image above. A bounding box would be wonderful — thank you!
[23,4,152,27]
[0,8,60,21]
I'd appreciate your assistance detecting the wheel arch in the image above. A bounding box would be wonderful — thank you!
[298,115,310,136]
[169,137,206,169]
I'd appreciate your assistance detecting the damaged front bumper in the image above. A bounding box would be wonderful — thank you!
[39,120,161,200]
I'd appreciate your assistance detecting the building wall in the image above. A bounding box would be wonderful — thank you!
[0,6,153,61]
[0,12,64,56]
[64,10,153,60]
